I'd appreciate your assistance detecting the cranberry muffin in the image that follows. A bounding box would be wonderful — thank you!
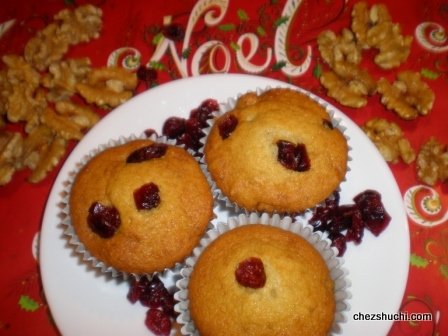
[204,88,348,213]
[188,224,336,336]
[69,139,213,274]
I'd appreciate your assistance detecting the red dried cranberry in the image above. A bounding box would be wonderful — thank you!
[218,114,238,139]
[322,119,334,130]
[144,128,158,138]
[344,209,364,244]
[329,232,347,257]
[127,277,151,304]
[162,23,185,41]
[162,117,186,139]
[145,308,171,336]
[354,190,391,236]
[87,202,121,238]
[134,182,160,210]
[137,66,158,83]
[277,140,310,172]
[126,143,167,163]
[330,204,360,234]
[190,99,218,127]
[235,257,266,288]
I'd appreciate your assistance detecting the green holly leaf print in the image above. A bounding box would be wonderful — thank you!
[410,253,429,268]
[152,32,164,45]
[421,68,440,80]
[218,24,236,32]
[440,264,448,279]
[182,48,191,59]
[18,295,39,312]
[272,60,286,71]
[313,63,322,78]
[237,9,249,21]
[274,16,289,28]
[149,61,165,71]
[256,26,266,37]
[230,41,240,52]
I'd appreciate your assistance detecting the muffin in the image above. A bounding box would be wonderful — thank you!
[69,138,214,275]
[184,223,336,336]
[204,88,349,213]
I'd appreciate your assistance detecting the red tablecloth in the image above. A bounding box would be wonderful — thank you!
[0,0,447,335]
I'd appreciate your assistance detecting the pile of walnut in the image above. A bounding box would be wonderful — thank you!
[317,2,435,116]
[0,5,137,185]
[317,2,445,186]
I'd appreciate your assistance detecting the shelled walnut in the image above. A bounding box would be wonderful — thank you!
[0,5,138,186]
[416,137,448,186]
[362,118,415,164]
[377,71,435,120]
[352,2,412,69]
[320,61,376,108]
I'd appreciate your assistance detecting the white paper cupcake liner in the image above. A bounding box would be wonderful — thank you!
[199,85,353,215]
[174,212,351,335]
[59,132,216,280]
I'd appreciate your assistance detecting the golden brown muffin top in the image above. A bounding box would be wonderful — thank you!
[189,224,335,336]
[70,139,213,274]
[204,88,348,213]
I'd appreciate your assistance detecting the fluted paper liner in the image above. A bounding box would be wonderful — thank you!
[199,85,353,214]
[174,212,351,335]
[59,132,216,280]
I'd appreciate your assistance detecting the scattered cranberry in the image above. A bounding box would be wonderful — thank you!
[145,308,172,336]
[277,140,311,172]
[128,276,176,316]
[160,98,219,154]
[162,117,186,139]
[328,232,347,256]
[137,66,158,88]
[126,143,167,163]
[190,99,219,128]
[144,128,158,138]
[354,190,391,236]
[218,114,238,139]
[235,257,266,288]
[322,119,334,130]
[133,183,160,210]
[87,202,121,238]
[127,277,150,304]
[162,23,185,41]
[310,190,391,256]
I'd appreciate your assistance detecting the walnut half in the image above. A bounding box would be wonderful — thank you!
[416,137,448,186]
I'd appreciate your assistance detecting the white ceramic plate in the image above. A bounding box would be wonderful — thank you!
[40,74,409,336]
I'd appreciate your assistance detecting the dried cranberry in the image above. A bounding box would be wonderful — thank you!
[87,202,121,238]
[162,23,185,41]
[190,99,218,127]
[144,128,158,138]
[126,143,167,163]
[329,232,347,257]
[277,140,310,172]
[127,277,151,304]
[218,114,238,139]
[344,209,364,244]
[162,117,186,139]
[137,66,158,83]
[235,257,266,288]
[322,119,334,130]
[145,308,172,336]
[185,117,205,141]
[133,183,160,210]
[354,190,391,236]
[330,204,360,234]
